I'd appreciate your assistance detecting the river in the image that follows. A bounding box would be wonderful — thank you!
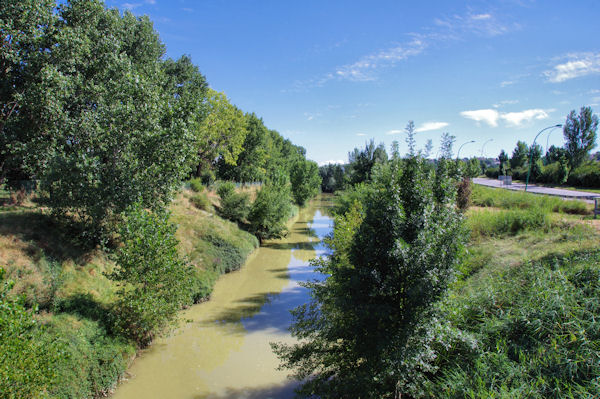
[111,196,333,399]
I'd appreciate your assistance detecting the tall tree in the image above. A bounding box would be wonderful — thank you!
[2,0,203,241]
[195,89,246,177]
[347,139,388,185]
[498,149,509,175]
[275,140,466,398]
[563,106,598,174]
[289,159,320,206]
[510,140,529,169]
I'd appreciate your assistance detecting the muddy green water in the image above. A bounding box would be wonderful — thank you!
[111,197,333,399]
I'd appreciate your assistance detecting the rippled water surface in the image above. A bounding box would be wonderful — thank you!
[111,196,333,399]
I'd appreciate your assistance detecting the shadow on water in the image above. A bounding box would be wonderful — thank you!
[194,379,299,399]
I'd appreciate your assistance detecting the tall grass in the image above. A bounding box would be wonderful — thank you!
[472,185,590,215]
[467,208,552,238]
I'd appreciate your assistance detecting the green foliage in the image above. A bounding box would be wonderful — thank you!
[195,89,247,177]
[347,139,388,185]
[484,166,500,179]
[290,159,321,206]
[275,149,467,398]
[471,185,590,215]
[564,106,598,174]
[2,1,207,242]
[567,162,600,188]
[0,268,62,399]
[188,178,204,193]
[216,181,236,199]
[467,208,551,238]
[465,157,482,178]
[45,314,134,399]
[429,250,600,398]
[510,140,529,169]
[247,172,293,241]
[498,150,509,176]
[109,204,196,347]
[319,163,346,193]
[190,192,212,211]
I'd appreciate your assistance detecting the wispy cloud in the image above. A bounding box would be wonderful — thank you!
[356,133,367,136]
[544,52,600,83]
[122,2,142,9]
[291,9,515,90]
[461,108,552,127]
[386,129,404,135]
[333,38,427,82]
[493,99,519,108]
[414,121,449,132]
[460,109,500,127]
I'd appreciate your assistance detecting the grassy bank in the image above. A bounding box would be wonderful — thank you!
[424,185,600,397]
[0,186,258,398]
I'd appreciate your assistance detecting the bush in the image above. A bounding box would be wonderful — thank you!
[46,314,133,399]
[567,162,600,188]
[539,161,569,185]
[248,175,293,242]
[216,181,236,199]
[188,178,204,193]
[109,204,196,347]
[0,268,62,399]
[220,191,250,223]
[190,192,212,211]
[456,177,472,211]
[485,167,500,179]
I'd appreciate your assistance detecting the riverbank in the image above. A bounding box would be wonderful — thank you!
[0,186,262,398]
[110,196,332,399]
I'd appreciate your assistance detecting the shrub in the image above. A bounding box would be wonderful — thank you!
[456,177,472,211]
[248,172,293,242]
[190,192,212,211]
[109,204,196,347]
[188,178,204,193]
[46,314,134,399]
[567,162,600,188]
[0,268,62,399]
[485,167,500,179]
[220,191,250,223]
[216,181,236,199]
[539,161,569,185]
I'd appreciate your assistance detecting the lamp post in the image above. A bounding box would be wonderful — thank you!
[480,138,493,158]
[525,124,562,192]
[457,140,476,160]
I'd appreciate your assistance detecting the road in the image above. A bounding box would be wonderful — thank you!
[473,178,599,202]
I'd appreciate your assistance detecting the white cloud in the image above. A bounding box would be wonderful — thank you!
[386,129,403,135]
[461,107,552,127]
[319,160,345,166]
[356,133,367,136]
[414,121,449,132]
[460,109,500,127]
[122,2,141,9]
[500,109,549,126]
[334,39,426,82]
[145,0,156,4]
[545,53,600,83]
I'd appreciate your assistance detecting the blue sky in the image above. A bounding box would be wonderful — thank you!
[107,0,600,164]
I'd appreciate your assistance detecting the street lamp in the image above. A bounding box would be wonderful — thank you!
[457,140,476,160]
[480,138,493,158]
[525,124,562,192]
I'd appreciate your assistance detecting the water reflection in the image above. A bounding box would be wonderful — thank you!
[111,197,333,399]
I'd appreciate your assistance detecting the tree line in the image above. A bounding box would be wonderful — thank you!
[0,1,321,396]
[487,106,599,187]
